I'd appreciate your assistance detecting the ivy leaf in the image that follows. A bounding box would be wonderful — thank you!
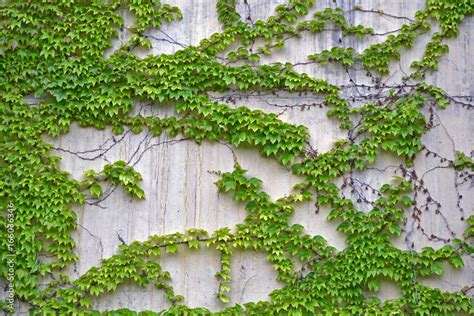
[84,169,97,178]
[89,183,103,198]
[112,125,124,135]
[431,262,444,275]
[387,223,401,236]
[223,75,236,85]
[79,298,92,308]
[231,132,246,146]
[132,187,145,199]
[187,239,200,250]
[280,152,295,166]
[448,255,464,269]
[218,293,229,303]
[367,278,380,292]
[400,196,412,207]
[165,244,178,254]
[89,285,103,296]
[222,179,236,192]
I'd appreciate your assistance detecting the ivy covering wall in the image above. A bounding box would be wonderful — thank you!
[0,0,473,315]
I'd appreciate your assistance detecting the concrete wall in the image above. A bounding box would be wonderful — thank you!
[13,0,474,313]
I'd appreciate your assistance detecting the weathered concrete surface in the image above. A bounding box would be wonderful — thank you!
[6,0,473,313]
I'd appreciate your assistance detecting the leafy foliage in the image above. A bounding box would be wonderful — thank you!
[0,0,472,314]
[81,161,145,199]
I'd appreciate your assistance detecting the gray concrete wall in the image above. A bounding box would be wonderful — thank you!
[12,0,474,313]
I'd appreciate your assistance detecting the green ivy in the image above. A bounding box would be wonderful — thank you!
[0,0,473,315]
[81,161,145,199]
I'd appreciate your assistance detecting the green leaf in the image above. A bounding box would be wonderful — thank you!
[448,255,464,269]
[387,223,401,236]
[112,125,125,135]
[367,278,380,292]
[280,152,295,166]
[165,244,178,254]
[89,183,103,198]
[401,196,412,207]
[222,179,236,192]
[187,239,200,250]
[431,262,444,275]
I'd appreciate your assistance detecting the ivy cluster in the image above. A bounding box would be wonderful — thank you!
[0,0,473,315]
[81,160,145,200]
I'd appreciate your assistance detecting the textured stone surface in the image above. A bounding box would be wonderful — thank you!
[8,0,473,313]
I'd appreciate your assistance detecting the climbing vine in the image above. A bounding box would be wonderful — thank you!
[0,0,473,315]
